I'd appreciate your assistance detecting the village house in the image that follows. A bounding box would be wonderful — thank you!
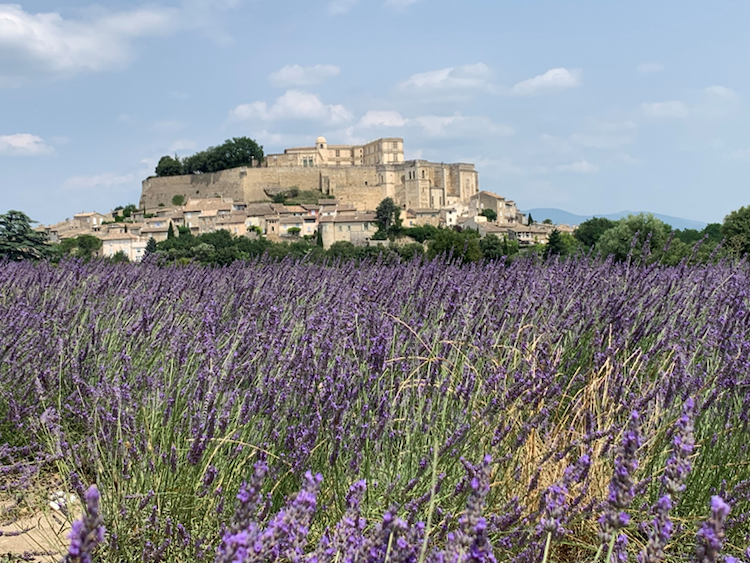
[318,213,377,249]
[99,231,148,261]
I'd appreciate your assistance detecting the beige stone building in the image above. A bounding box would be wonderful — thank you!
[99,230,148,261]
[140,136,479,213]
[318,213,377,249]
[468,191,523,224]
[265,137,403,168]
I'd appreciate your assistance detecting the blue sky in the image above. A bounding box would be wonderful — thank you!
[1,0,748,225]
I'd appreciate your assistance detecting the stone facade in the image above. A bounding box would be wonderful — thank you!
[140,136,479,212]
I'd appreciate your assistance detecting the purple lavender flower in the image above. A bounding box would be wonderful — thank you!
[639,398,696,563]
[694,496,731,563]
[663,398,695,496]
[62,485,105,563]
[539,483,568,537]
[599,412,641,561]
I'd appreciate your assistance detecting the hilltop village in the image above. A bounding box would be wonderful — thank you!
[40,136,574,261]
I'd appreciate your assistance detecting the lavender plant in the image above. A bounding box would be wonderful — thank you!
[0,255,748,562]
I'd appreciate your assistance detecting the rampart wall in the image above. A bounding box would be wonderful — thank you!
[141,165,383,210]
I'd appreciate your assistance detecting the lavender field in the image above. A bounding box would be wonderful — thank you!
[1,256,749,562]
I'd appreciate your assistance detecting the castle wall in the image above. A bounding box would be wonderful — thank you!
[140,156,478,213]
[140,168,247,208]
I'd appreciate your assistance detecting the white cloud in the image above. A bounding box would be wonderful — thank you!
[727,147,750,161]
[0,2,240,82]
[555,159,598,173]
[592,120,638,132]
[635,62,663,74]
[152,120,186,133]
[63,172,134,191]
[230,90,353,124]
[510,68,581,96]
[412,113,513,138]
[473,157,526,175]
[384,0,422,10]
[0,134,54,156]
[570,133,632,149]
[399,63,492,91]
[269,64,340,87]
[611,152,644,166]
[328,0,359,14]
[359,110,408,128]
[0,4,177,77]
[169,140,197,152]
[641,100,689,118]
[704,85,737,100]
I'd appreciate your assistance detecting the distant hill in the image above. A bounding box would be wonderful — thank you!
[524,208,709,231]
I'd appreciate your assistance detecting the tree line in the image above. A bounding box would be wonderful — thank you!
[2,204,750,266]
[154,137,264,177]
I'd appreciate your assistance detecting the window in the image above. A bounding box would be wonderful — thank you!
[393,142,398,150]
[338,226,342,232]
[364,223,369,230]
[422,170,425,179]
[336,150,340,157]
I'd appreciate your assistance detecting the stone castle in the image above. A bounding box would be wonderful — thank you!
[140,136,479,211]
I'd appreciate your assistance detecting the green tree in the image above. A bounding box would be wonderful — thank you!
[596,213,670,262]
[403,224,440,243]
[395,243,425,261]
[73,234,102,260]
[542,218,553,225]
[0,210,51,261]
[122,204,138,219]
[145,237,158,256]
[328,241,358,260]
[375,197,402,234]
[171,194,185,206]
[722,205,750,257]
[544,229,566,259]
[167,223,175,239]
[703,223,722,243]
[213,137,264,169]
[155,155,183,177]
[287,227,301,237]
[479,208,497,222]
[574,217,616,247]
[172,137,264,175]
[559,232,581,255]
[527,213,534,225]
[480,233,518,261]
[182,151,209,174]
[110,250,130,263]
[673,228,702,245]
[427,228,483,264]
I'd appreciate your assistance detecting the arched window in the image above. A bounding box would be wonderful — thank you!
[421,170,425,179]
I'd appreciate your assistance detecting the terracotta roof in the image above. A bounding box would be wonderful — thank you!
[216,213,247,225]
[246,203,275,216]
[279,217,307,225]
[183,199,233,212]
[331,213,377,224]
[278,205,306,214]
[99,232,141,242]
